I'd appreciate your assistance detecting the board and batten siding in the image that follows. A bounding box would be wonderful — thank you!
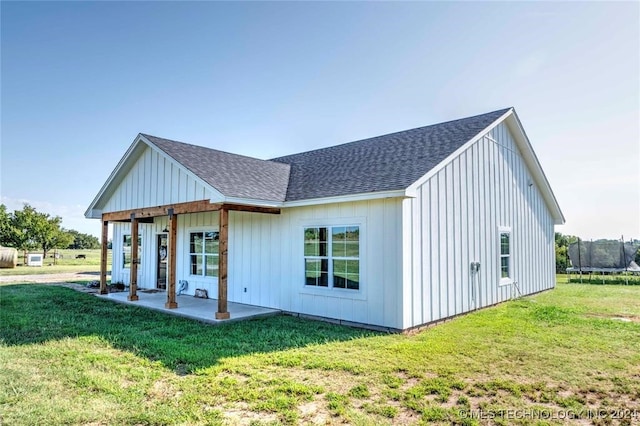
[275,199,403,329]
[402,121,555,329]
[103,146,219,213]
[111,221,156,286]
[111,198,404,329]
[226,199,403,328]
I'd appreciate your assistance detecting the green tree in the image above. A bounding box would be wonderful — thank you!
[555,232,578,273]
[66,229,100,249]
[31,213,73,259]
[0,204,12,246]
[9,204,40,264]
[0,204,75,262]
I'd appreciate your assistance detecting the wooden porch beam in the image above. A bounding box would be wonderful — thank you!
[102,200,280,222]
[165,209,178,309]
[128,215,139,301]
[103,200,223,222]
[99,220,109,295]
[215,207,230,320]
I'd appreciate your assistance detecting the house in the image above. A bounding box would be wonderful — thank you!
[85,107,564,331]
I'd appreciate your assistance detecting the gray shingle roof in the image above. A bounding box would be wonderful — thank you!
[271,108,511,201]
[142,108,510,203]
[143,134,291,202]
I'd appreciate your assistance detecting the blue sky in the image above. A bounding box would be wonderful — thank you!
[1,1,638,240]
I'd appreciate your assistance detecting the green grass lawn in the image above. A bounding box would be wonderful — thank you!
[0,249,111,276]
[1,280,639,425]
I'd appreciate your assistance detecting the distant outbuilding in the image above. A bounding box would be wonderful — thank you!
[27,253,44,267]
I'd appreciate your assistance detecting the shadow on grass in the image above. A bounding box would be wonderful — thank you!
[0,284,377,372]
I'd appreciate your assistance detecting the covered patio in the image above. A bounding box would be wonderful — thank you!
[97,290,280,324]
[97,200,280,320]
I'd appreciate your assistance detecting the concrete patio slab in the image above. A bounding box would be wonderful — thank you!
[96,290,280,324]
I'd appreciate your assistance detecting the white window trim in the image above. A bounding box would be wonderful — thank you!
[299,217,366,300]
[498,226,512,286]
[122,233,142,271]
[186,227,220,280]
[122,233,130,270]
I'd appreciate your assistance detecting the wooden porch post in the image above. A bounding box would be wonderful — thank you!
[215,207,230,319]
[165,209,178,308]
[99,219,109,295]
[128,214,139,301]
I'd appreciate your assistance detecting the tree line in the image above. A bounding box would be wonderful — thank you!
[0,204,100,261]
[555,232,578,273]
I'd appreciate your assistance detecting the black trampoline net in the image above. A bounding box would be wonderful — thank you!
[568,240,640,271]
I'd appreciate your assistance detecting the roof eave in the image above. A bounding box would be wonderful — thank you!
[282,189,407,208]
[85,208,103,219]
[222,196,284,208]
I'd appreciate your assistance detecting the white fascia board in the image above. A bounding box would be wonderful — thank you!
[139,134,226,203]
[405,109,514,198]
[505,113,566,225]
[282,190,407,208]
[84,136,147,218]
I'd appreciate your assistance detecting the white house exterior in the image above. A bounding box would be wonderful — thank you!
[86,108,564,331]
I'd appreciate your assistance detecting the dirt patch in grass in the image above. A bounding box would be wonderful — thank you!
[147,379,178,400]
[585,313,640,323]
[224,402,279,425]
[298,397,329,424]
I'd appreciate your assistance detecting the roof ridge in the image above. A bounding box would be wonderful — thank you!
[271,107,512,161]
[141,133,287,167]
[139,107,512,203]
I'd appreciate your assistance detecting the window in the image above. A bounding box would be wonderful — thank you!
[122,235,142,269]
[304,226,360,290]
[304,227,328,287]
[499,229,511,283]
[189,231,219,278]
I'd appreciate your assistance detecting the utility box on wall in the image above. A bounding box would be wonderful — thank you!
[27,254,43,267]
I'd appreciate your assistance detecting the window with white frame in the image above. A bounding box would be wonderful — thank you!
[189,231,219,278]
[122,235,142,269]
[499,228,511,283]
[304,226,360,290]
